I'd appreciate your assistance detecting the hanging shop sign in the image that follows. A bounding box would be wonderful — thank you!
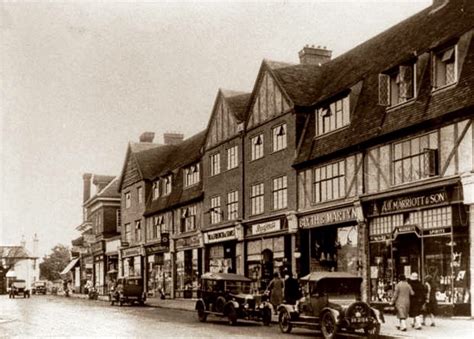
[204,227,236,244]
[423,227,451,236]
[392,225,421,239]
[145,240,169,255]
[91,240,104,254]
[175,234,201,250]
[299,206,357,229]
[368,190,448,216]
[121,246,144,258]
[251,220,281,236]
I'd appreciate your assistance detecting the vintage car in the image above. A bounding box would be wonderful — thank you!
[278,272,384,339]
[195,272,272,326]
[9,280,31,298]
[32,280,47,295]
[110,277,146,306]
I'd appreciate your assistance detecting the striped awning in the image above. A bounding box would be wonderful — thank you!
[60,258,80,275]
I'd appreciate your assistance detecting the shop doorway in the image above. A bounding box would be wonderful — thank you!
[392,233,421,279]
[261,249,274,290]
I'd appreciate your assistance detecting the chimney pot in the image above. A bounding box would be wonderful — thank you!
[299,45,332,65]
[163,132,184,145]
[139,132,155,143]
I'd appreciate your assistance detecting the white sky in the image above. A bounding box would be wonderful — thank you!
[0,0,431,258]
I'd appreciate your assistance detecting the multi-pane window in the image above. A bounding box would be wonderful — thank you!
[379,63,415,106]
[210,153,221,176]
[184,164,200,187]
[116,209,121,232]
[316,96,350,136]
[227,146,238,170]
[210,196,222,224]
[251,183,264,215]
[152,215,163,240]
[137,186,143,204]
[273,176,288,210]
[313,160,346,203]
[135,220,142,242]
[272,124,287,152]
[433,46,457,89]
[251,134,264,160]
[152,181,160,200]
[392,132,438,185]
[181,205,197,232]
[124,223,131,242]
[227,191,239,221]
[125,192,131,208]
[163,175,172,195]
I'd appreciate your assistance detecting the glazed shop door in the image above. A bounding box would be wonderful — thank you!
[393,233,421,278]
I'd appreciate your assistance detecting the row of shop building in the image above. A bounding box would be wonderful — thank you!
[64,0,474,316]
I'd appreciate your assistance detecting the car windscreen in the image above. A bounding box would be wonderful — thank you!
[225,281,251,294]
[313,278,361,296]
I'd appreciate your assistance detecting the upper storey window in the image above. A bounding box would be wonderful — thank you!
[251,134,264,160]
[315,96,350,137]
[184,164,200,187]
[379,62,416,107]
[272,124,287,152]
[163,175,172,195]
[433,45,457,90]
[125,192,131,208]
[210,153,221,176]
[152,181,160,200]
[227,146,238,170]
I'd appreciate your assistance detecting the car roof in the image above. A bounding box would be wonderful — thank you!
[201,272,251,282]
[300,271,361,282]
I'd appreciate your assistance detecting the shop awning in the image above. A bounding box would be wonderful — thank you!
[60,258,80,275]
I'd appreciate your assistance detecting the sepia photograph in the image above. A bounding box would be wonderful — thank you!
[1,0,473,337]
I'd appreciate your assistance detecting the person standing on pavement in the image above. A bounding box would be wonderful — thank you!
[422,275,437,327]
[408,272,425,330]
[284,273,301,305]
[266,272,284,314]
[391,274,414,331]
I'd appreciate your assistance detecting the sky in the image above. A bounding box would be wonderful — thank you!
[0,0,432,259]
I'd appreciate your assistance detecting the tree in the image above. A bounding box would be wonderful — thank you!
[39,244,71,281]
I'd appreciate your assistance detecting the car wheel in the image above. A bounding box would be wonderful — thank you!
[262,307,272,326]
[364,323,381,337]
[215,296,226,314]
[196,303,207,322]
[226,306,237,326]
[278,309,292,333]
[321,312,338,339]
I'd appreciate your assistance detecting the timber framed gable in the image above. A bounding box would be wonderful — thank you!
[118,146,144,192]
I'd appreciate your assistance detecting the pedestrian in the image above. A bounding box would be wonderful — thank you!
[422,275,437,327]
[284,273,301,305]
[266,272,284,314]
[391,274,414,331]
[408,272,425,330]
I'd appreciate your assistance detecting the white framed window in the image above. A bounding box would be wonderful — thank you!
[378,62,416,107]
[163,175,172,195]
[134,220,141,242]
[181,206,197,232]
[433,45,457,90]
[313,160,346,203]
[251,134,264,160]
[272,124,287,152]
[125,192,131,208]
[152,215,163,240]
[273,176,288,210]
[210,153,221,176]
[251,183,264,215]
[227,146,238,170]
[124,223,131,243]
[227,191,239,221]
[315,96,350,136]
[137,186,143,204]
[210,196,222,224]
[152,181,160,200]
[184,164,200,187]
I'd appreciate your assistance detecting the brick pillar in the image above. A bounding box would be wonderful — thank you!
[236,223,245,275]
[286,211,298,277]
[460,173,474,317]
[354,200,369,302]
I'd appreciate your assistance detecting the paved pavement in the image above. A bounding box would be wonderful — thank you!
[66,292,473,338]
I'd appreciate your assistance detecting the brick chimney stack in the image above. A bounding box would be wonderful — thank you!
[139,132,155,143]
[163,132,184,145]
[299,45,332,65]
[83,173,92,203]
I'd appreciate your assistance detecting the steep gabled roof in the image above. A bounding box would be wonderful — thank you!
[222,90,252,123]
[97,176,120,198]
[295,0,474,166]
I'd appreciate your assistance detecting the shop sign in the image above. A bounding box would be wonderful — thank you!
[204,227,236,244]
[299,207,357,229]
[145,243,169,255]
[83,234,96,244]
[369,234,391,242]
[105,239,120,254]
[91,240,104,253]
[369,190,448,216]
[71,246,88,254]
[175,235,201,249]
[392,225,421,239]
[122,246,143,258]
[423,227,451,236]
[251,220,281,236]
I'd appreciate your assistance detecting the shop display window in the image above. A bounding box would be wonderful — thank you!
[369,242,393,302]
[424,235,452,304]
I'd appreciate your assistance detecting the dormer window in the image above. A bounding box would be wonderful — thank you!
[184,163,200,187]
[315,95,350,137]
[433,45,457,90]
[152,181,160,200]
[163,174,172,195]
[378,62,416,107]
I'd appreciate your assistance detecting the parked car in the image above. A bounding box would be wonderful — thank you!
[277,272,384,339]
[9,280,30,299]
[109,277,146,306]
[32,280,47,295]
[195,272,272,326]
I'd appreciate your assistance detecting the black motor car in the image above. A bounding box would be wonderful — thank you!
[32,280,47,295]
[109,277,146,306]
[9,280,30,299]
[195,272,272,326]
[278,272,384,339]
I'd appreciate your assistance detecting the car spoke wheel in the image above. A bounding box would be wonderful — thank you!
[321,312,338,339]
[197,304,207,322]
[227,306,237,326]
[262,307,271,326]
[278,310,292,333]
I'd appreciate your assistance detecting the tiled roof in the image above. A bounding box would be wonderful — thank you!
[97,176,120,198]
[0,246,32,260]
[92,175,115,185]
[129,142,161,153]
[295,0,474,166]
[134,144,176,180]
[223,91,252,123]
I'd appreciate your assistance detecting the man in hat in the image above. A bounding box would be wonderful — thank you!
[408,272,425,330]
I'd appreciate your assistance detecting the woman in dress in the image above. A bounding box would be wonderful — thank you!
[266,272,284,314]
[422,275,437,326]
[392,274,414,331]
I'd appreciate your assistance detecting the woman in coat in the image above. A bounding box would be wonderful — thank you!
[392,274,414,331]
[408,272,425,330]
[266,272,284,314]
[422,275,437,326]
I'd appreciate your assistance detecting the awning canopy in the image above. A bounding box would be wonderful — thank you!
[60,258,80,275]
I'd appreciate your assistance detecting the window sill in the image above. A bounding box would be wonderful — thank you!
[391,175,440,189]
[431,82,458,95]
[313,125,350,140]
[272,206,288,212]
[183,183,200,190]
[249,157,264,163]
[386,98,416,111]
[271,147,287,155]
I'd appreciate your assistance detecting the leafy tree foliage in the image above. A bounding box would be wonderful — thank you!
[39,244,71,281]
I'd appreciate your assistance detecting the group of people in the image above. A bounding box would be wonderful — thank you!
[265,272,301,314]
[392,272,438,331]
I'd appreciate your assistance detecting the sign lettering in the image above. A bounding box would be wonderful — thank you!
[252,220,281,235]
[299,207,356,229]
[370,191,448,216]
[204,227,236,244]
[175,235,201,249]
[122,246,143,258]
